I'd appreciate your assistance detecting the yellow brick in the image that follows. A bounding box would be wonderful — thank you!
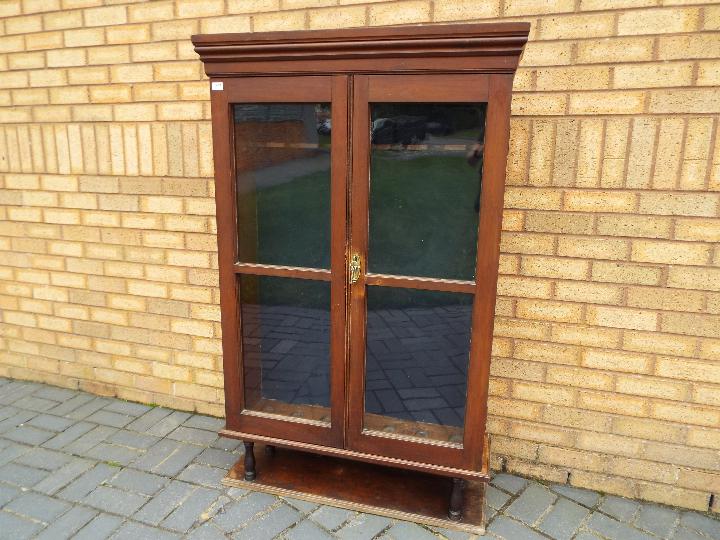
[227,0,279,13]
[608,456,678,484]
[570,91,645,115]
[433,0,499,21]
[369,1,430,25]
[662,312,720,339]
[547,365,613,390]
[306,5,365,29]
[652,401,720,428]
[114,103,156,122]
[5,14,42,34]
[613,416,685,444]
[617,374,689,401]
[525,211,594,235]
[579,390,647,416]
[43,9,82,30]
[615,62,694,89]
[152,362,192,381]
[177,0,224,18]
[554,281,623,305]
[64,27,105,48]
[542,405,611,432]
[521,255,589,280]
[521,41,573,67]
[618,7,699,35]
[152,19,198,41]
[577,37,654,64]
[627,286,705,313]
[29,69,66,87]
[675,218,720,242]
[551,324,621,349]
[517,299,584,323]
[500,233,555,256]
[650,89,720,115]
[539,446,608,473]
[25,31,63,51]
[87,45,131,66]
[68,66,109,85]
[587,305,657,331]
[154,61,200,81]
[513,381,576,406]
[631,239,710,266]
[578,432,644,459]
[536,66,610,91]
[510,421,575,447]
[170,319,214,338]
[200,15,252,34]
[541,13,615,39]
[558,237,630,261]
[167,250,210,268]
[591,261,661,286]
[582,349,652,374]
[157,103,203,121]
[625,330,698,358]
[512,93,567,116]
[132,41,177,63]
[89,85,131,104]
[107,24,150,45]
[84,5,127,27]
[505,0,572,15]
[47,48,87,68]
[698,60,720,86]
[597,215,672,239]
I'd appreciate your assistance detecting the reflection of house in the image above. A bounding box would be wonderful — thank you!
[234,104,322,171]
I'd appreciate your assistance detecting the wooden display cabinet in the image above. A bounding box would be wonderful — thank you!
[193,22,529,534]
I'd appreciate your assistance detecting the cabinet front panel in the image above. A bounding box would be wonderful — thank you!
[216,76,348,449]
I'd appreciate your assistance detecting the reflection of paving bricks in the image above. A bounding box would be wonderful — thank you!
[1,376,719,540]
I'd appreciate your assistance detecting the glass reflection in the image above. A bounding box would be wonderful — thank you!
[234,103,331,269]
[241,275,331,423]
[363,286,473,444]
[369,103,487,280]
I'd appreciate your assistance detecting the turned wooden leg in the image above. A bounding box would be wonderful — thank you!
[448,478,465,521]
[264,444,276,456]
[244,442,256,481]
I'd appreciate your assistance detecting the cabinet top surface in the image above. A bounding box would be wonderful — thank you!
[192,22,530,75]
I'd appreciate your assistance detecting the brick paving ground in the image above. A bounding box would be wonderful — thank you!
[1,377,719,540]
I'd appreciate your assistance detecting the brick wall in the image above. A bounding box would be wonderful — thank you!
[1,0,719,511]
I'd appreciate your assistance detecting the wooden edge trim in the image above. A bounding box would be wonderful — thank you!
[219,429,491,481]
[233,263,331,281]
[365,273,476,294]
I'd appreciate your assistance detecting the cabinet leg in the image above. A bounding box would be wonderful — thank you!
[264,444,276,456]
[448,478,464,521]
[243,442,256,481]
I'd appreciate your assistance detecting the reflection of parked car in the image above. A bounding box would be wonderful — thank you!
[426,120,452,136]
[371,116,426,145]
[316,118,331,135]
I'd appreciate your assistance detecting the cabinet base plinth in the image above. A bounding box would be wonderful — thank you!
[223,444,487,535]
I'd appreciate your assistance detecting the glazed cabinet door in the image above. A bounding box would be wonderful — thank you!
[212,76,349,448]
[347,74,511,471]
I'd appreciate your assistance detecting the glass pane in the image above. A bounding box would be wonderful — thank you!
[234,103,331,269]
[369,103,487,280]
[363,286,473,445]
[241,275,331,424]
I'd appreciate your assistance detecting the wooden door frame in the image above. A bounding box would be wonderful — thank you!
[210,75,349,449]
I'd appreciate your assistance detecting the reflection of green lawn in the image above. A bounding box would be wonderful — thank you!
[251,153,480,309]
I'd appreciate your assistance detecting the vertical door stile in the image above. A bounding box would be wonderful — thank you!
[347,75,370,450]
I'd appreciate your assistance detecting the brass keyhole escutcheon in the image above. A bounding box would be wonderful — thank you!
[349,253,361,284]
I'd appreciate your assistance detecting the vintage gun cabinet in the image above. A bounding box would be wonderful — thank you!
[193,22,529,533]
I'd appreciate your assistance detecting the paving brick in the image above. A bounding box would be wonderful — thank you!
[177,463,226,487]
[599,495,641,522]
[538,498,589,540]
[194,447,238,469]
[310,505,353,531]
[57,463,116,502]
[109,520,181,540]
[336,513,391,539]
[34,387,77,402]
[50,394,95,417]
[108,468,168,496]
[0,462,49,487]
[488,516,548,540]
[186,522,228,540]
[167,426,217,446]
[286,519,334,540]
[13,447,70,470]
[283,496,319,514]
[133,480,195,525]
[213,491,276,532]
[0,410,36,434]
[492,473,529,494]
[132,439,202,476]
[0,442,30,466]
[34,506,98,540]
[680,512,720,537]
[85,410,134,429]
[42,421,96,450]
[84,442,143,465]
[551,485,601,508]
[27,414,75,432]
[84,484,150,516]
[506,483,557,525]
[183,415,225,432]
[13,396,59,413]
[0,510,44,539]
[73,513,124,540]
[5,491,71,523]
[673,526,708,540]
[487,485,511,510]
[232,503,300,539]
[63,425,118,454]
[634,503,679,537]
[32,457,95,495]
[125,407,175,433]
[160,486,221,532]
[0,484,20,508]
[3,424,54,445]
[587,512,655,540]
[212,437,242,451]
[67,398,112,421]
[103,401,152,417]
[383,521,438,540]
[107,430,160,450]
[146,411,191,438]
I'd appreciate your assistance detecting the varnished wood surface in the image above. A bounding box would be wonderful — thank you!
[223,443,487,535]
